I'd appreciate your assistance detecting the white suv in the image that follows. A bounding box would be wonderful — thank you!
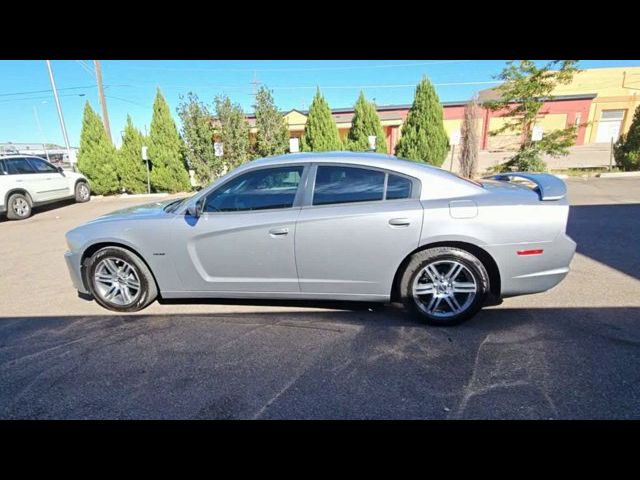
[0,155,91,220]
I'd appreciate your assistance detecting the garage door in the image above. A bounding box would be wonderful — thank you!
[596,110,625,143]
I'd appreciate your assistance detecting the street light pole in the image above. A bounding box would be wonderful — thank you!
[45,60,73,167]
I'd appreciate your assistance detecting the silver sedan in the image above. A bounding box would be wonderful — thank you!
[64,152,576,326]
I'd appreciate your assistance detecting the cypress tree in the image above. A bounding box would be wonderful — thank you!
[300,88,342,151]
[395,77,449,166]
[148,88,191,193]
[77,101,119,195]
[116,115,148,193]
[254,86,290,157]
[614,105,640,171]
[346,91,388,153]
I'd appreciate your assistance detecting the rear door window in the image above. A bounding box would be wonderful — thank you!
[313,165,385,206]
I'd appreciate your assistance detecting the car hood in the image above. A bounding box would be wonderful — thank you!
[85,197,182,224]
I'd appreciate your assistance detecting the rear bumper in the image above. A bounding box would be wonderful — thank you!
[64,250,89,294]
[487,233,577,297]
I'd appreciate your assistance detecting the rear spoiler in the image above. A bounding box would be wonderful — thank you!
[483,172,567,201]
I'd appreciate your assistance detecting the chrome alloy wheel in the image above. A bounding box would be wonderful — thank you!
[93,257,141,306]
[412,260,478,318]
[12,197,29,217]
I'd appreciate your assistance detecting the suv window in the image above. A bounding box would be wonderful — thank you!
[386,173,412,200]
[27,157,58,173]
[203,166,304,212]
[313,165,385,206]
[5,157,36,175]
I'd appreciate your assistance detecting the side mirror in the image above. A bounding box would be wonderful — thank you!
[57,166,65,176]
[186,198,204,218]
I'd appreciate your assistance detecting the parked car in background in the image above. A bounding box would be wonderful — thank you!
[0,155,90,220]
[64,152,576,326]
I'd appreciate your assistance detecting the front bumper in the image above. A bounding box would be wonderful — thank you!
[64,250,89,294]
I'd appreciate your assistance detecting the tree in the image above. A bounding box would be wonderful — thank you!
[394,77,449,166]
[177,92,221,186]
[300,87,342,151]
[147,88,191,193]
[254,86,290,157]
[77,101,119,195]
[459,97,480,178]
[116,116,148,193]
[614,105,640,171]
[485,60,580,172]
[214,95,253,171]
[346,91,388,153]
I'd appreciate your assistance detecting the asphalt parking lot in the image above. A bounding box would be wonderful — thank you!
[1,177,639,419]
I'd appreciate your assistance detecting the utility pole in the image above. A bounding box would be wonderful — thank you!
[45,60,73,167]
[249,70,261,110]
[94,60,113,144]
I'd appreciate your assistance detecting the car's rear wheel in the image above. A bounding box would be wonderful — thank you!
[6,192,32,220]
[399,247,489,326]
[86,246,157,312]
[75,181,90,203]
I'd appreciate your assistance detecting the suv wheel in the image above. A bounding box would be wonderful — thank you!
[399,247,489,326]
[6,193,32,220]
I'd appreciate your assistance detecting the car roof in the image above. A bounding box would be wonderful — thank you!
[0,154,45,159]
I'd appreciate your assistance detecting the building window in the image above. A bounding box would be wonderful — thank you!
[601,110,625,121]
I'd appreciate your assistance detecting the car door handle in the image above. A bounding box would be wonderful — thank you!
[269,227,289,236]
[388,218,411,227]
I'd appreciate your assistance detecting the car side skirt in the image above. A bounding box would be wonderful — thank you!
[160,290,390,302]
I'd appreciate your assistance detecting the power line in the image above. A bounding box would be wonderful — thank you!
[0,84,97,98]
[105,94,151,108]
[270,80,502,90]
[0,92,88,104]
[121,60,474,73]
[76,60,95,78]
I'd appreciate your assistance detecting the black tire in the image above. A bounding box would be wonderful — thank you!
[85,246,158,312]
[75,181,91,203]
[6,192,32,220]
[399,247,489,326]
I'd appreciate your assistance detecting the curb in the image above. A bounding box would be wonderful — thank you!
[596,172,640,178]
[90,193,177,200]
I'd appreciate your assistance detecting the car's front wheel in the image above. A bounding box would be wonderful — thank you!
[86,246,158,312]
[6,192,32,220]
[399,247,489,326]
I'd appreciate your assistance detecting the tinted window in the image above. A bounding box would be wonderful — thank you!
[386,174,412,200]
[27,157,58,173]
[313,166,384,206]
[204,166,303,212]
[5,157,36,175]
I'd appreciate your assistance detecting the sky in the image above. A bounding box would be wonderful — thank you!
[2,59,640,148]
